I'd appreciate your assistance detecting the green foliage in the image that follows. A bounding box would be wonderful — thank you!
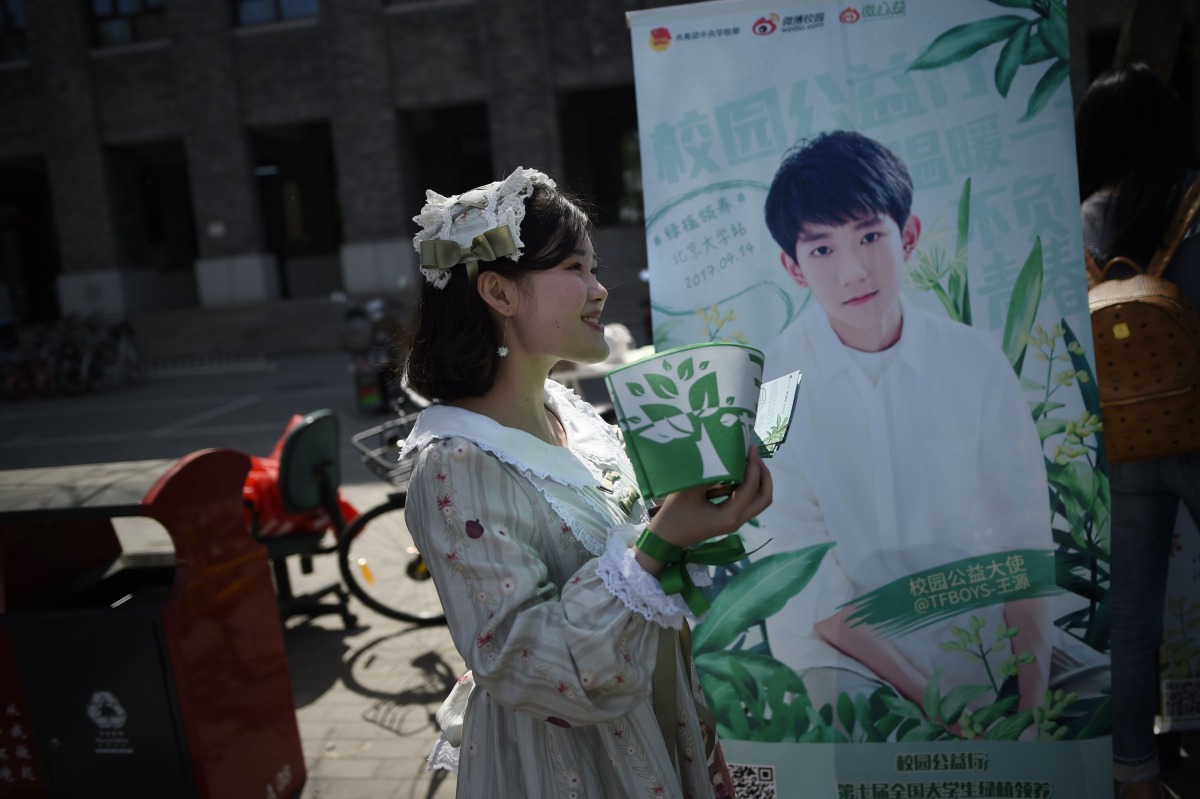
[909,0,1070,123]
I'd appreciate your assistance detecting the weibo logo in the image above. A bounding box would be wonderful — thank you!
[840,7,861,23]
[752,14,780,35]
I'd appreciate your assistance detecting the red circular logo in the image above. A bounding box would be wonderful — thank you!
[752,16,778,35]
[840,7,861,23]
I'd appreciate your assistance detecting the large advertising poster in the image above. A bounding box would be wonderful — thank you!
[627,1,1112,795]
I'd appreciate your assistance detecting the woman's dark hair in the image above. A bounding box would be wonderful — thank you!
[1075,63,1197,264]
[403,179,591,402]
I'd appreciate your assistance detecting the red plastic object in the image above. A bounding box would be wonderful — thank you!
[0,449,306,798]
[144,449,306,799]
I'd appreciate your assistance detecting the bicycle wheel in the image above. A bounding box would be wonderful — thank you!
[338,496,446,625]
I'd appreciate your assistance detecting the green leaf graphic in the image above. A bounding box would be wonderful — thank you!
[909,15,1027,71]
[1021,59,1070,122]
[1022,23,1054,63]
[678,357,695,381]
[1001,237,1043,374]
[689,372,719,413]
[693,543,834,654]
[995,21,1031,97]
[1037,2,1069,60]
[646,373,679,400]
[628,382,645,397]
[643,403,684,422]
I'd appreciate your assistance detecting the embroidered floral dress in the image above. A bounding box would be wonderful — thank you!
[402,381,728,799]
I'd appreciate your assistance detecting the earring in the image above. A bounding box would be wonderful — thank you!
[497,317,510,358]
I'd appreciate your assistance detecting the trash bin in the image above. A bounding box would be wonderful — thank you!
[0,449,307,799]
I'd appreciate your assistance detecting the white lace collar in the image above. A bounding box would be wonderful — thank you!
[398,380,619,489]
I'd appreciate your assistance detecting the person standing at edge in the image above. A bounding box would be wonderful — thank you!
[1077,64,1200,799]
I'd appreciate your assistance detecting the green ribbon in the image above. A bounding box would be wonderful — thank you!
[420,226,518,272]
[659,534,747,616]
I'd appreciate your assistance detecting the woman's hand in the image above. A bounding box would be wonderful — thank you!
[635,446,773,575]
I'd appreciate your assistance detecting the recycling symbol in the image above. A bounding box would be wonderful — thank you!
[86,691,128,730]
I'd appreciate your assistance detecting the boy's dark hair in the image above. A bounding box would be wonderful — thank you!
[765,130,914,258]
[403,180,591,402]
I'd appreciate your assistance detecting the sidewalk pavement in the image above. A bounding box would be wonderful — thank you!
[278,481,461,799]
[108,478,461,799]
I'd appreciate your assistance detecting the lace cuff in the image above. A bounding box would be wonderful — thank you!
[595,524,710,629]
[426,735,460,774]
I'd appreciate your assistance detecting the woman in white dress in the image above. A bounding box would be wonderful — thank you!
[399,167,772,798]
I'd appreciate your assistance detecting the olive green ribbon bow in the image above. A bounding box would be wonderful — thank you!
[419,226,518,276]
[659,534,747,616]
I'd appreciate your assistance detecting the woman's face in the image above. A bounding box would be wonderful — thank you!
[511,236,609,366]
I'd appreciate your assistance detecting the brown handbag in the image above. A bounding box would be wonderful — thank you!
[1086,181,1200,464]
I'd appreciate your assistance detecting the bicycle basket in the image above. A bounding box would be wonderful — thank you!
[351,411,421,487]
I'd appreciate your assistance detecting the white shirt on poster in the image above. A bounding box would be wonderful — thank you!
[752,296,1050,692]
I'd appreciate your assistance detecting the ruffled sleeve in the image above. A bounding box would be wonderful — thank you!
[404,437,693,727]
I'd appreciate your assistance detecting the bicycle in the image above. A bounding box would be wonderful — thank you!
[338,407,446,626]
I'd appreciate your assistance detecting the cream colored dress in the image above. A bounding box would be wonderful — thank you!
[402,381,729,799]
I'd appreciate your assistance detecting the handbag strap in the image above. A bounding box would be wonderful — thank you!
[1147,178,1200,278]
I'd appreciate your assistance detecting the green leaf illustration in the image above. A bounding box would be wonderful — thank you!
[923,669,943,721]
[643,403,684,421]
[1001,237,1043,375]
[1037,2,1069,60]
[837,692,857,734]
[628,382,645,397]
[986,0,1035,7]
[970,694,1018,728]
[939,684,992,725]
[1062,318,1106,471]
[953,178,972,325]
[988,709,1035,740]
[646,373,679,399]
[1036,417,1068,440]
[1021,26,1054,63]
[909,15,1027,72]
[693,543,835,654]
[689,371,719,413]
[678,357,695,381]
[995,21,1031,97]
[1021,59,1070,122]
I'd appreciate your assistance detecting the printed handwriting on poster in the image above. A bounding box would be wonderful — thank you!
[656,191,754,291]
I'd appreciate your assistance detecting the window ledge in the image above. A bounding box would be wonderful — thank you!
[385,0,474,15]
[232,16,319,37]
[89,38,171,59]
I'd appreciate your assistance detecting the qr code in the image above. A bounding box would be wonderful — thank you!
[729,762,776,798]
[1163,679,1200,720]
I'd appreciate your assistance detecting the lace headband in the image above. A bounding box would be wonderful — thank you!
[412,166,554,289]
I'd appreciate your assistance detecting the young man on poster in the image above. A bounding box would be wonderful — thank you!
[754,130,1076,731]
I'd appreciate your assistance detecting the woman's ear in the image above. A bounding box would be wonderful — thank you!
[476,270,518,316]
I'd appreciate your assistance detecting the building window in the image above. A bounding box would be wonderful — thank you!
[560,86,643,227]
[0,0,27,61]
[89,0,168,48]
[235,0,318,27]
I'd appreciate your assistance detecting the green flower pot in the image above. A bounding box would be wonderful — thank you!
[605,342,764,499]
